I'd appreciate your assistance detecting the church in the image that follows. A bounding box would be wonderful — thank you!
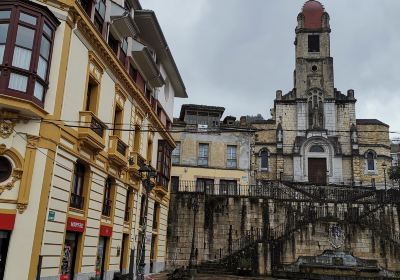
[167,1,400,277]
[253,0,391,187]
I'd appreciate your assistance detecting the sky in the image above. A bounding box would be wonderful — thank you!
[142,0,400,136]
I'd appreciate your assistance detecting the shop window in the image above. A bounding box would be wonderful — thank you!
[0,1,59,106]
[102,178,113,217]
[95,236,108,280]
[120,233,130,272]
[0,156,12,183]
[60,232,79,280]
[70,162,86,210]
[0,230,10,280]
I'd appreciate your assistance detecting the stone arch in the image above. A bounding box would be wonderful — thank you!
[300,137,336,182]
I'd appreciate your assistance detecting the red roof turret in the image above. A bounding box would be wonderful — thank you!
[302,0,325,29]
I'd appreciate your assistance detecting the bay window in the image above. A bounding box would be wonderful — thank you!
[0,1,59,106]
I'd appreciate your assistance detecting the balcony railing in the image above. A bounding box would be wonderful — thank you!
[172,180,400,204]
[102,199,112,217]
[70,193,84,210]
[78,111,107,151]
[128,151,146,177]
[108,135,128,166]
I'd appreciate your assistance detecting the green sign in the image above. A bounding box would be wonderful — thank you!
[48,210,55,221]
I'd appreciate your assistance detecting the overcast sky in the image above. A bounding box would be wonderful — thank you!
[142,0,400,136]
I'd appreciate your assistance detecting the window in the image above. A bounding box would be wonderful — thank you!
[308,35,320,52]
[152,203,160,230]
[70,162,86,209]
[102,178,112,217]
[170,176,179,193]
[171,142,181,165]
[366,151,376,171]
[124,189,131,222]
[196,178,214,194]
[139,195,146,226]
[133,124,141,153]
[259,149,269,170]
[227,145,237,168]
[156,140,172,189]
[108,33,119,55]
[0,156,12,183]
[119,38,128,65]
[77,0,93,16]
[0,2,58,105]
[310,145,324,153]
[198,143,209,166]
[85,77,99,113]
[94,0,106,34]
[219,180,238,195]
[112,105,123,137]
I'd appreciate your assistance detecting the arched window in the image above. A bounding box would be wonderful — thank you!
[259,149,269,170]
[310,145,324,153]
[366,151,375,171]
[0,1,59,105]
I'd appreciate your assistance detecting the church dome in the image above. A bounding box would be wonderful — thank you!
[302,0,325,29]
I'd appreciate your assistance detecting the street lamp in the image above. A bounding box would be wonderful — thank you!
[188,195,199,276]
[382,161,387,192]
[136,164,156,280]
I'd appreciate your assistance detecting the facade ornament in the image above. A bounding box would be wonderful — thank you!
[329,224,345,249]
[16,203,28,214]
[0,119,16,139]
[0,168,23,196]
[26,135,40,149]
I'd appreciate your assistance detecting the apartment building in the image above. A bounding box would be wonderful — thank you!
[0,0,186,279]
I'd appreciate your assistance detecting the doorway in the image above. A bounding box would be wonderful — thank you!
[308,158,327,185]
[0,231,10,280]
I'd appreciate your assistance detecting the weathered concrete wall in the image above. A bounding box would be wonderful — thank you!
[166,193,400,273]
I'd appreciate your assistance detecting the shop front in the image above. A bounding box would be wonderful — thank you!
[0,213,15,280]
[95,225,112,280]
[60,217,85,280]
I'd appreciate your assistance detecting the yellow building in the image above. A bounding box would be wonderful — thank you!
[170,105,252,198]
[0,0,186,279]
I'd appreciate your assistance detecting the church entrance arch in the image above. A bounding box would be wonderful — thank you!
[301,138,334,185]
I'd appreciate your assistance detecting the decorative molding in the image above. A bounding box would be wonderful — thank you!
[88,51,105,83]
[26,135,40,149]
[0,168,23,196]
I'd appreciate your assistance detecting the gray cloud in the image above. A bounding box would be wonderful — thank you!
[143,0,400,137]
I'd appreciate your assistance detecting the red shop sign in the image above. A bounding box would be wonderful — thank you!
[100,225,112,237]
[66,217,85,233]
[0,213,16,230]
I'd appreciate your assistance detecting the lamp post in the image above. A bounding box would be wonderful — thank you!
[188,195,199,277]
[382,161,387,192]
[136,165,156,280]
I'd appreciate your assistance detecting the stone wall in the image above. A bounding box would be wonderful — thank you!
[166,193,400,273]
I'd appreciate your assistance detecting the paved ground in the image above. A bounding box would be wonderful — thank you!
[149,272,277,280]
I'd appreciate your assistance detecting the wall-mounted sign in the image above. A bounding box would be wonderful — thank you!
[0,213,15,230]
[100,225,112,237]
[66,217,85,233]
[48,210,55,221]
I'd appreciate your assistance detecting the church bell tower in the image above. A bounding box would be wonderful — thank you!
[294,0,334,130]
